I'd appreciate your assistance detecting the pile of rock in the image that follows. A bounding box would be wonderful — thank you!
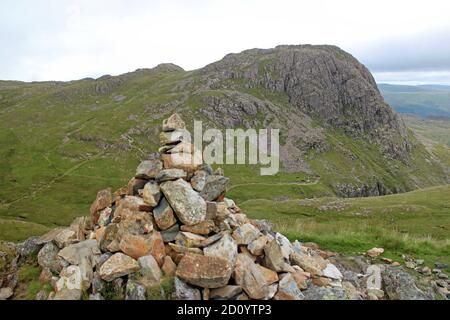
[1,113,448,300]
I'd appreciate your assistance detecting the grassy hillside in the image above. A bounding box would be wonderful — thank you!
[402,114,450,147]
[241,185,450,266]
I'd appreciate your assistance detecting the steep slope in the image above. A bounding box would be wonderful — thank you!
[0,45,449,241]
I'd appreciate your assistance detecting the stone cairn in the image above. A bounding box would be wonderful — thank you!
[20,113,441,301]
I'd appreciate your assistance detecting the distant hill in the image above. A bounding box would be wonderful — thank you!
[378,83,450,118]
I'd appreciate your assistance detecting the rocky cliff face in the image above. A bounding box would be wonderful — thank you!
[201,45,411,161]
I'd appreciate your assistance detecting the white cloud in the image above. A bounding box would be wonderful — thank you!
[1,0,450,82]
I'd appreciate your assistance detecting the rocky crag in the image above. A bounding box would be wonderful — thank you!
[0,114,448,300]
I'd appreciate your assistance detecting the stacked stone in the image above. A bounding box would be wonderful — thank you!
[31,114,381,300]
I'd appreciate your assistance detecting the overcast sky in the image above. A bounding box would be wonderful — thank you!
[1,0,450,84]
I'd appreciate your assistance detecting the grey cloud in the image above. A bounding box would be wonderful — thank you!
[353,28,450,72]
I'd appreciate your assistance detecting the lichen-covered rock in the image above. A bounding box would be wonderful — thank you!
[125,280,146,300]
[290,251,326,277]
[54,228,78,248]
[199,175,229,201]
[203,233,238,266]
[176,254,232,288]
[160,152,202,173]
[248,235,270,256]
[38,242,65,273]
[303,286,347,300]
[264,239,294,272]
[175,232,207,248]
[155,169,187,182]
[274,273,304,300]
[56,265,83,291]
[210,285,243,299]
[138,255,162,284]
[382,266,431,300]
[172,277,201,300]
[119,234,153,260]
[135,159,163,179]
[153,197,177,230]
[99,253,140,281]
[190,170,207,192]
[160,179,206,225]
[142,181,161,207]
[180,220,217,235]
[232,223,261,245]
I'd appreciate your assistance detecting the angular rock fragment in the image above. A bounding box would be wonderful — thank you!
[210,285,243,299]
[290,251,326,277]
[142,181,161,206]
[161,256,177,277]
[138,255,162,284]
[160,223,180,243]
[323,263,343,280]
[127,178,147,196]
[38,242,65,273]
[125,280,146,300]
[257,265,279,285]
[176,254,232,288]
[135,159,163,179]
[172,277,201,300]
[232,223,261,245]
[203,233,238,266]
[175,232,207,248]
[153,197,177,230]
[199,175,229,201]
[99,253,140,281]
[248,235,269,256]
[264,239,294,272]
[180,220,216,235]
[98,223,120,253]
[90,188,112,224]
[155,169,187,182]
[54,228,78,248]
[53,289,82,300]
[234,253,270,299]
[119,234,153,259]
[367,247,384,257]
[160,179,206,225]
[56,265,84,291]
[190,170,207,192]
[274,273,304,300]
[366,265,384,298]
[162,113,186,132]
